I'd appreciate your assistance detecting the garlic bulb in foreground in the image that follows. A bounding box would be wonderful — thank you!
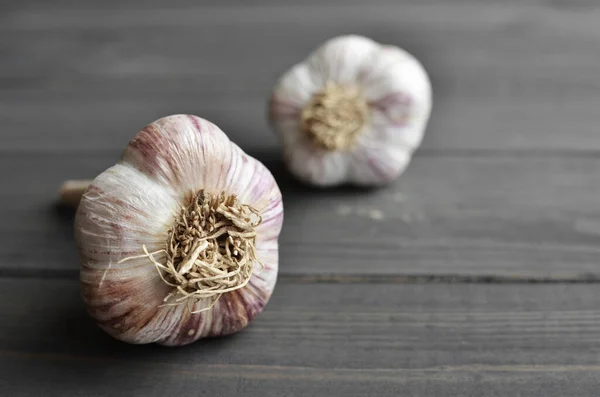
[270,35,432,187]
[75,115,283,346]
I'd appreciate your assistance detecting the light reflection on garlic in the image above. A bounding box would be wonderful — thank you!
[270,35,432,187]
[75,115,283,346]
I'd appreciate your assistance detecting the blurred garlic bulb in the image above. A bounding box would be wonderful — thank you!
[270,35,432,186]
[75,115,283,346]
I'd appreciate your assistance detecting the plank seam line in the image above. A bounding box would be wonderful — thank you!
[4,148,600,158]
[3,351,600,377]
[1,269,599,284]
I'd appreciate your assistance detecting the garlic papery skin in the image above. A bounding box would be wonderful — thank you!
[75,115,283,346]
[270,35,432,187]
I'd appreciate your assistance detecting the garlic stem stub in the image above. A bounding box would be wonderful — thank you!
[75,115,283,346]
[270,35,432,187]
[59,179,93,207]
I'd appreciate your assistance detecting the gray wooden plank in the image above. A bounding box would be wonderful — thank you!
[2,0,573,8]
[2,152,600,278]
[5,353,599,397]
[2,279,600,396]
[2,1,600,151]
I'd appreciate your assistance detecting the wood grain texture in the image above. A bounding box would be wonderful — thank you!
[2,279,600,396]
[2,151,600,278]
[2,0,600,394]
[2,1,600,151]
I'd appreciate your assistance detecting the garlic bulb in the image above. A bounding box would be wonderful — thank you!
[75,115,283,346]
[270,35,432,186]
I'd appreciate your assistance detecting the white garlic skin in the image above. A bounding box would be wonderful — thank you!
[270,35,432,187]
[75,115,283,346]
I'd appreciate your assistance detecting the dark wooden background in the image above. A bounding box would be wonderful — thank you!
[2,0,600,395]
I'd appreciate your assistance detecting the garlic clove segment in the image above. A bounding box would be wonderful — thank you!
[270,35,432,187]
[75,115,283,346]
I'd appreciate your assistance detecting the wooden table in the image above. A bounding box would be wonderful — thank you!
[2,0,600,395]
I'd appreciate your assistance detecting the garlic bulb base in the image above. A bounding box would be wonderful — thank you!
[154,190,263,312]
[300,82,368,151]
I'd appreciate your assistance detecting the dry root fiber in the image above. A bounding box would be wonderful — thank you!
[300,82,369,151]
[122,190,263,313]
